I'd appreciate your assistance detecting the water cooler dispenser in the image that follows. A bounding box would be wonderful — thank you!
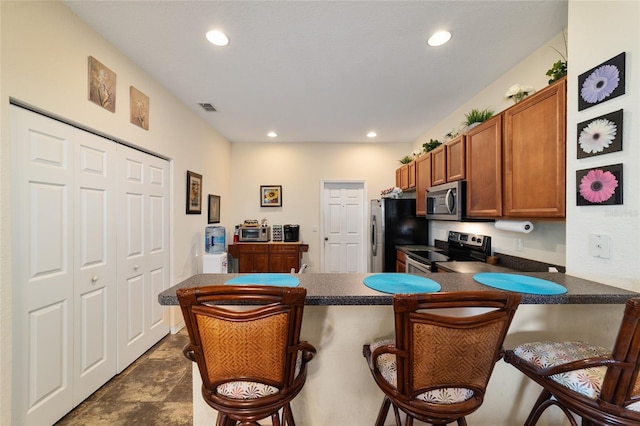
[203,226,228,273]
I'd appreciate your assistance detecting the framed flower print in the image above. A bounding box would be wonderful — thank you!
[578,52,625,111]
[576,163,623,206]
[577,109,623,158]
[260,185,282,207]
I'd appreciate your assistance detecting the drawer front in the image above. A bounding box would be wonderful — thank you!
[238,244,269,254]
[270,245,299,253]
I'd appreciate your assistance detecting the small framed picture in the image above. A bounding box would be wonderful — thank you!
[577,109,623,159]
[578,52,625,111]
[186,171,202,214]
[576,163,623,206]
[208,195,221,223]
[260,185,282,207]
[130,86,149,130]
[88,56,116,112]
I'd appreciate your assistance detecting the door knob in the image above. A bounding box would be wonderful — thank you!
[324,237,328,241]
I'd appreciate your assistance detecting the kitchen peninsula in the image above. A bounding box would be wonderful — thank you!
[159,273,636,425]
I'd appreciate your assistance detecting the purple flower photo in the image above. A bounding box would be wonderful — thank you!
[577,109,623,159]
[576,163,623,206]
[578,52,626,111]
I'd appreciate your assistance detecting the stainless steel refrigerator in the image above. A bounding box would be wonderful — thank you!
[370,198,429,272]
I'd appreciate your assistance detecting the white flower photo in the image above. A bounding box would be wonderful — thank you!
[576,109,623,159]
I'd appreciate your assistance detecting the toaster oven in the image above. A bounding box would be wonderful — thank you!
[239,226,271,242]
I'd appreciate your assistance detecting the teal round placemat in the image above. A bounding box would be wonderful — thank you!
[363,273,441,294]
[473,273,567,295]
[225,273,300,287]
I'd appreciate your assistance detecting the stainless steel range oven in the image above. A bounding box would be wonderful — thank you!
[405,231,491,274]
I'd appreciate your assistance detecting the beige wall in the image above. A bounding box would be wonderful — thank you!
[565,0,640,292]
[230,142,410,270]
[1,2,232,422]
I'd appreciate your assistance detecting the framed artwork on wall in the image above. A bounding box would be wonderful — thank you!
[578,52,625,111]
[130,86,149,130]
[260,185,282,207]
[576,163,623,206]
[208,195,220,223]
[577,109,623,159]
[88,56,116,112]
[186,171,202,214]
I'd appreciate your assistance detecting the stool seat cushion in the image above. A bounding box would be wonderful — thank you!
[370,339,474,404]
[216,350,304,400]
[513,341,609,399]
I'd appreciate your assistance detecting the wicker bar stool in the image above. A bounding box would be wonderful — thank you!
[504,297,640,426]
[178,285,316,426]
[363,291,521,426]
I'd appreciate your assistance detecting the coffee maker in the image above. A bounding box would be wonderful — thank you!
[283,224,299,242]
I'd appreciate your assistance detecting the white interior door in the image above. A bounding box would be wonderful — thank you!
[321,181,366,273]
[73,130,117,404]
[116,144,170,372]
[11,106,75,425]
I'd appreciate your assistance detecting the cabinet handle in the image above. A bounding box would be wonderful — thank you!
[134,264,139,271]
[91,275,99,283]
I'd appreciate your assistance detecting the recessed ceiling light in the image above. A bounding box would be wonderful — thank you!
[427,31,452,47]
[267,131,277,138]
[206,30,229,47]
[367,131,377,138]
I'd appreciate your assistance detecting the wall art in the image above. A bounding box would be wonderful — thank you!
[260,185,282,207]
[576,163,623,206]
[578,52,625,111]
[208,194,221,224]
[186,171,203,214]
[88,56,116,112]
[130,86,149,130]
[577,109,623,158]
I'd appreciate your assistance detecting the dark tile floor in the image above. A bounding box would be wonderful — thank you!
[56,329,193,426]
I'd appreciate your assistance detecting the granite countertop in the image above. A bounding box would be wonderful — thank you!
[159,272,638,306]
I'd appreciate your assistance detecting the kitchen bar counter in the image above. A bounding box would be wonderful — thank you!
[161,273,637,425]
[159,272,637,306]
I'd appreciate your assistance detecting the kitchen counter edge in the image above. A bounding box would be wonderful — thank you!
[159,273,637,306]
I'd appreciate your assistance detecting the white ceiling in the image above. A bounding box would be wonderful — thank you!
[64,0,568,144]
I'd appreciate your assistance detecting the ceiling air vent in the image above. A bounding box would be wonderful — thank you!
[198,103,217,112]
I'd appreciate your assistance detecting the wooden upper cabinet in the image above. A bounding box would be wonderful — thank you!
[503,78,566,218]
[415,153,432,216]
[396,164,410,190]
[408,160,416,188]
[431,145,447,186]
[446,135,466,182]
[466,114,503,218]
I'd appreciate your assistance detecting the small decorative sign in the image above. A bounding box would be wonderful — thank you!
[260,185,282,207]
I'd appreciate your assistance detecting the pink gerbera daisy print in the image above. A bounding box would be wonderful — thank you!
[579,169,618,203]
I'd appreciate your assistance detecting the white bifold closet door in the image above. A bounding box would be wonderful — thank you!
[116,144,170,372]
[10,105,170,425]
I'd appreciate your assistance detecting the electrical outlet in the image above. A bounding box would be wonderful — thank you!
[589,234,611,259]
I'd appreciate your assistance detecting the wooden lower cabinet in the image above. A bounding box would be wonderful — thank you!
[228,243,309,273]
[396,250,406,272]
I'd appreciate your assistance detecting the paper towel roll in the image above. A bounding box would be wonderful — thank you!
[494,220,534,234]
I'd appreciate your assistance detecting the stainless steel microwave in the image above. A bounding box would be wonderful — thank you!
[425,181,466,221]
[239,226,271,242]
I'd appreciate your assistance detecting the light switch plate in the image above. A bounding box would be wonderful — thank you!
[589,234,611,258]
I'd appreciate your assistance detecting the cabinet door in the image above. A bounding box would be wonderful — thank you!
[408,160,416,188]
[270,245,300,273]
[399,164,410,190]
[395,167,401,188]
[503,78,566,217]
[415,153,431,216]
[431,145,446,186]
[238,244,270,272]
[466,115,503,217]
[446,135,466,182]
[396,251,406,272]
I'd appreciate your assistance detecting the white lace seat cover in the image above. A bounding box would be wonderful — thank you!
[513,340,640,412]
[216,351,303,400]
[370,339,474,404]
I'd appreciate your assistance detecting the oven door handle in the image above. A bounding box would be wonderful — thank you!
[445,189,456,214]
